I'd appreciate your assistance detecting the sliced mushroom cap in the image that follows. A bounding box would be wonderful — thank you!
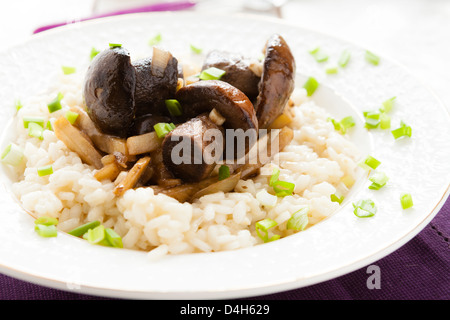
[201,50,261,101]
[132,48,179,117]
[255,34,296,129]
[162,114,224,182]
[83,46,136,138]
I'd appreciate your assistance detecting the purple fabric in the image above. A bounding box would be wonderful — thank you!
[1,196,448,300]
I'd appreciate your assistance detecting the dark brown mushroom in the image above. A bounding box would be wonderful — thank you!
[176,80,259,160]
[162,114,224,182]
[255,34,296,129]
[83,46,136,138]
[201,50,261,101]
[132,47,179,117]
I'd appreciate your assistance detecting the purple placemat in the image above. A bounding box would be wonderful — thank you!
[1,195,448,300]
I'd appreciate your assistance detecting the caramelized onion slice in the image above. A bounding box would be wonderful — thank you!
[191,172,241,201]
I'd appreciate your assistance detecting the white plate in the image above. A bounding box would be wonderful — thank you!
[0,12,449,300]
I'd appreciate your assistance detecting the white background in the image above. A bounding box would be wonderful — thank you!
[1,0,449,111]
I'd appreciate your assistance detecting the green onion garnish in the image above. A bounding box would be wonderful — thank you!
[325,66,338,74]
[1,143,24,167]
[68,220,101,237]
[363,111,381,129]
[329,116,355,134]
[28,122,44,140]
[47,92,63,113]
[303,77,319,96]
[105,228,123,248]
[391,121,412,139]
[15,99,22,112]
[153,122,175,139]
[37,165,53,177]
[269,168,280,187]
[352,199,377,218]
[272,180,295,197]
[365,50,380,65]
[109,43,122,48]
[190,44,203,54]
[380,96,396,113]
[85,224,106,245]
[379,112,391,129]
[46,120,53,131]
[400,193,413,209]
[330,194,344,204]
[359,155,381,170]
[90,47,100,60]
[199,67,226,80]
[65,110,79,124]
[309,47,329,63]
[34,224,57,237]
[338,50,351,67]
[148,33,162,46]
[255,218,280,243]
[218,165,230,181]
[61,66,76,75]
[286,207,309,231]
[368,171,389,190]
[23,117,45,129]
[165,99,183,117]
[34,216,58,226]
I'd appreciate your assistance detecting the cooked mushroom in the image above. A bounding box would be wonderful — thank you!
[162,114,224,182]
[201,50,261,101]
[255,34,296,129]
[83,46,136,138]
[130,114,172,136]
[132,47,179,117]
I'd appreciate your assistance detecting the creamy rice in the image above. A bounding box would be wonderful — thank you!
[7,70,361,258]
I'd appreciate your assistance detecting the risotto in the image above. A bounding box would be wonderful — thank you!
[3,36,361,259]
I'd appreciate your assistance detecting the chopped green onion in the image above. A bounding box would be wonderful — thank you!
[359,155,381,170]
[272,180,295,197]
[65,110,79,124]
[90,47,100,60]
[255,218,280,243]
[400,193,413,209]
[369,171,389,190]
[190,44,203,54]
[46,120,53,131]
[109,43,122,48]
[330,194,344,204]
[148,33,162,46]
[85,225,106,244]
[363,111,381,129]
[1,143,24,167]
[61,66,76,75]
[325,66,338,74]
[199,67,226,80]
[303,77,319,96]
[391,121,412,139]
[23,116,45,129]
[47,92,63,113]
[330,116,355,134]
[35,224,57,237]
[68,220,101,237]
[105,228,123,248]
[165,99,183,117]
[379,112,391,129]
[34,216,58,226]
[153,122,175,138]
[28,122,44,140]
[352,199,377,218]
[338,50,351,67]
[365,50,380,65]
[286,207,309,231]
[269,168,280,187]
[218,165,230,181]
[309,47,329,63]
[15,99,23,112]
[380,96,396,113]
[37,165,53,177]
[256,189,277,208]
